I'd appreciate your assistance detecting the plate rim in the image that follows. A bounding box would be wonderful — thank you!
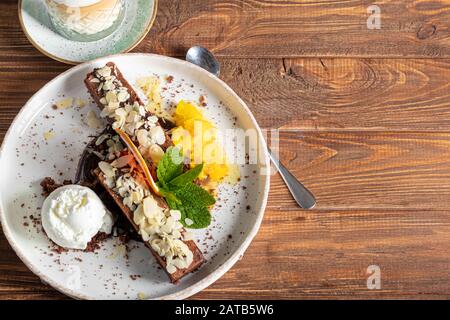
[0,52,271,300]
[18,0,159,65]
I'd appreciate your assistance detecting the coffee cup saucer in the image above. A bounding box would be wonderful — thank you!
[19,0,157,65]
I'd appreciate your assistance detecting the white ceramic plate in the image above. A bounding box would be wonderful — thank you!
[0,53,270,300]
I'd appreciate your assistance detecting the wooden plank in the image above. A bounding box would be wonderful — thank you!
[220,58,450,130]
[2,207,449,299]
[2,0,450,59]
[4,58,450,135]
[138,0,450,58]
[130,0,450,58]
[269,130,450,210]
[194,208,450,299]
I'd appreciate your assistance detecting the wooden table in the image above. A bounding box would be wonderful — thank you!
[1,0,449,299]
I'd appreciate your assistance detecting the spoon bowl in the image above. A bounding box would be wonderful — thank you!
[186,46,221,77]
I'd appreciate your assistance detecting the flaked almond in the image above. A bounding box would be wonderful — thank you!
[115,107,128,118]
[126,110,139,123]
[136,129,150,147]
[123,196,133,209]
[117,90,129,103]
[101,101,120,118]
[105,91,118,103]
[115,177,123,188]
[95,133,110,146]
[140,229,150,242]
[178,240,194,260]
[170,210,181,221]
[143,196,160,219]
[124,123,138,137]
[160,217,175,234]
[111,154,133,168]
[147,115,159,124]
[76,98,86,108]
[133,204,146,226]
[138,105,146,116]
[96,66,111,78]
[92,151,104,159]
[131,191,143,204]
[98,161,116,178]
[149,126,166,145]
[134,120,145,131]
[54,97,73,109]
[124,103,133,113]
[144,223,159,236]
[172,258,187,269]
[138,292,146,300]
[112,108,127,129]
[105,177,115,188]
[166,264,177,274]
[172,229,182,239]
[102,80,114,91]
[86,110,103,129]
[148,144,164,164]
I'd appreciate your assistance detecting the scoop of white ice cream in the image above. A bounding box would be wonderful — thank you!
[41,185,113,249]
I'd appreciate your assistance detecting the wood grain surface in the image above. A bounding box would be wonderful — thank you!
[143,0,450,58]
[1,0,450,299]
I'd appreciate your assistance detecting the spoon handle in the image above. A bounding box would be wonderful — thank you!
[268,148,316,209]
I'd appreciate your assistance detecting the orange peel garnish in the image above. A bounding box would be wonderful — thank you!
[114,128,161,196]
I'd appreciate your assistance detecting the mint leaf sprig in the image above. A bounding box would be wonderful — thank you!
[156,147,215,229]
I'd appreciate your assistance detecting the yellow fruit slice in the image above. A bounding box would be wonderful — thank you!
[114,128,161,196]
[174,100,203,124]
